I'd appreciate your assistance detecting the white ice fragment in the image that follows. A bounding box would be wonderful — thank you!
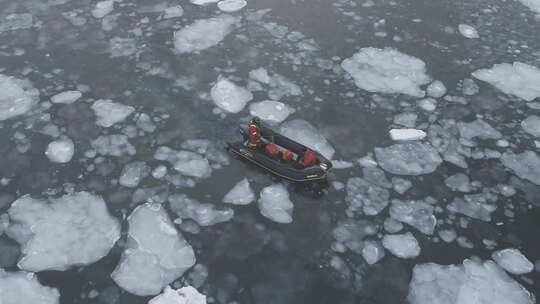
[169,194,234,226]
[389,129,426,141]
[152,165,168,179]
[0,74,38,121]
[45,137,75,163]
[280,119,335,159]
[163,6,184,19]
[249,100,294,124]
[0,269,59,304]
[92,0,114,18]
[382,232,421,258]
[211,77,253,113]
[223,178,255,205]
[258,184,294,224]
[472,62,540,101]
[112,204,196,296]
[501,151,540,185]
[426,80,447,98]
[92,134,136,157]
[91,99,135,127]
[458,24,479,39]
[119,161,150,188]
[375,142,442,176]
[390,199,436,235]
[521,115,540,138]
[458,119,502,140]
[445,173,471,192]
[50,91,82,104]
[249,68,271,84]
[149,286,206,304]
[492,248,534,275]
[362,240,385,265]
[408,259,535,304]
[417,98,437,111]
[517,0,540,14]
[217,0,247,12]
[174,16,239,53]
[447,196,496,222]
[110,37,137,57]
[6,192,120,272]
[438,229,457,243]
[190,0,219,5]
[332,160,354,169]
[341,47,431,97]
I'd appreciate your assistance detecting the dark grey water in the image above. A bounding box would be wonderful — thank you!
[0,0,539,303]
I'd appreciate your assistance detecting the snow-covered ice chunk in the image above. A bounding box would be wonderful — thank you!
[0,74,38,121]
[346,177,390,216]
[458,119,502,140]
[91,99,135,128]
[169,194,234,226]
[250,68,271,84]
[163,6,184,19]
[190,0,219,5]
[218,0,247,12]
[341,47,431,98]
[0,269,59,304]
[472,62,540,101]
[223,178,255,205]
[517,0,540,13]
[447,195,496,222]
[111,204,196,296]
[408,259,535,304]
[174,16,239,53]
[445,173,471,192]
[501,151,540,185]
[280,119,335,159]
[362,240,385,265]
[458,24,479,39]
[492,248,534,275]
[0,14,33,32]
[210,77,253,113]
[45,137,75,163]
[392,177,412,194]
[390,199,436,235]
[389,129,426,141]
[438,229,457,243]
[110,37,137,57]
[462,78,479,95]
[92,0,114,18]
[119,161,150,188]
[92,134,136,157]
[249,100,294,124]
[521,115,540,138]
[333,219,378,254]
[382,232,421,258]
[149,286,206,304]
[6,192,120,272]
[258,184,294,224]
[155,147,213,179]
[426,80,447,98]
[417,98,437,111]
[51,90,82,104]
[375,142,442,176]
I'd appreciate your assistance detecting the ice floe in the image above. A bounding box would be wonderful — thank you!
[389,129,426,141]
[0,269,59,304]
[444,173,471,193]
[119,161,150,188]
[163,6,184,19]
[521,115,540,137]
[382,232,421,258]
[346,176,390,216]
[92,134,136,157]
[0,74,39,121]
[169,194,234,226]
[472,62,540,101]
[501,151,540,185]
[6,192,120,272]
[258,184,294,224]
[249,100,294,124]
[389,199,436,235]
[110,37,137,57]
[223,178,255,205]
[362,240,385,265]
[45,137,75,163]
[458,24,479,38]
[217,0,247,12]
[280,119,335,159]
[492,248,534,275]
[190,0,219,5]
[149,286,206,304]
[375,142,442,175]
[341,47,431,98]
[92,0,114,18]
[447,194,497,221]
[0,13,33,32]
[458,119,501,140]
[111,204,196,296]
[50,90,82,104]
[408,259,535,304]
[174,16,239,53]
[155,147,212,179]
[517,0,540,14]
[91,99,135,128]
[426,80,447,98]
[210,77,253,113]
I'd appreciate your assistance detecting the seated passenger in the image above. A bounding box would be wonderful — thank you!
[298,149,316,167]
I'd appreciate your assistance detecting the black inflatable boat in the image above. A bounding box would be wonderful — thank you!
[227,118,333,182]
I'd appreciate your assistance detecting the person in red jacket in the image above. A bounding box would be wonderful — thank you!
[247,121,261,149]
[299,149,317,167]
